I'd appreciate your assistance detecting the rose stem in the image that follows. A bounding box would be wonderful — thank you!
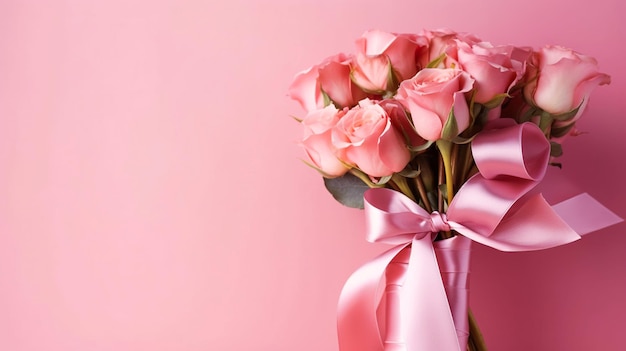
[391,175,416,202]
[461,143,475,182]
[461,144,474,186]
[388,180,402,193]
[468,337,476,351]
[437,155,444,213]
[436,142,454,239]
[450,142,459,189]
[415,175,432,213]
[454,144,465,187]
[436,140,455,206]
[469,309,488,351]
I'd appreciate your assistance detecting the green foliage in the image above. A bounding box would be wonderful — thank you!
[426,53,446,68]
[551,103,581,121]
[441,108,459,141]
[550,141,563,157]
[323,172,370,209]
[482,93,510,109]
[321,89,332,108]
[551,122,575,138]
[409,140,434,152]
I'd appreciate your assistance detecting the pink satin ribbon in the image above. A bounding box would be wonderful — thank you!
[337,121,622,351]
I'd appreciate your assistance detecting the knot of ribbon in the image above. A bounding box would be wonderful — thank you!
[429,212,450,233]
[337,121,622,351]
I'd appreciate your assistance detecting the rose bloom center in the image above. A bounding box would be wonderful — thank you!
[347,110,384,140]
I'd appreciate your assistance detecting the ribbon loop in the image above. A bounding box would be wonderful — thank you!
[472,120,550,181]
[448,122,579,245]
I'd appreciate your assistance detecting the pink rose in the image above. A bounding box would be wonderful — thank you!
[456,41,527,104]
[354,30,426,83]
[396,68,474,141]
[418,29,481,69]
[350,53,393,93]
[523,46,610,116]
[288,64,324,112]
[332,99,410,177]
[288,53,367,112]
[379,99,426,148]
[301,105,349,177]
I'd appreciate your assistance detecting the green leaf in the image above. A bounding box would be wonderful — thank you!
[321,89,332,107]
[550,141,563,157]
[426,53,446,68]
[376,175,393,185]
[451,134,476,145]
[397,167,421,178]
[470,98,482,121]
[551,122,575,138]
[409,140,434,152]
[482,93,510,110]
[539,112,554,135]
[551,102,582,121]
[323,172,370,209]
[386,60,399,93]
[519,106,539,123]
[441,108,459,141]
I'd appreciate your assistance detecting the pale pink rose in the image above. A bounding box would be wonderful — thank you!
[350,53,392,93]
[355,30,426,82]
[318,54,368,108]
[379,99,426,148]
[288,64,324,112]
[301,105,349,177]
[288,53,367,112]
[395,68,474,141]
[418,29,481,69]
[456,41,527,104]
[331,99,410,177]
[524,46,610,116]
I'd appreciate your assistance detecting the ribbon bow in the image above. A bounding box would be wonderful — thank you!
[337,122,622,351]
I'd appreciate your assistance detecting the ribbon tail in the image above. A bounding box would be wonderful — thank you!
[454,193,581,251]
[402,236,461,351]
[337,244,409,351]
[434,235,472,350]
[552,193,623,236]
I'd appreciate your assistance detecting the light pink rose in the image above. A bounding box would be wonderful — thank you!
[523,46,610,115]
[456,41,527,104]
[350,53,393,93]
[354,30,426,83]
[395,68,474,141]
[331,99,410,177]
[288,53,367,112]
[288,64,323,112]
[301,105,349,177]
[379,99,426,148]
[418,29,481,69]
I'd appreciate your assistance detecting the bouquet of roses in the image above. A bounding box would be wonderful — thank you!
[288,29,619,351]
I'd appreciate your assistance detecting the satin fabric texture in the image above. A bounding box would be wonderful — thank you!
[337,121,622,351]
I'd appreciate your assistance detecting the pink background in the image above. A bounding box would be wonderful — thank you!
[1,0,625,350]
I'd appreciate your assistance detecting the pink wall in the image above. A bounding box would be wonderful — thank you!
[1,0,624,350]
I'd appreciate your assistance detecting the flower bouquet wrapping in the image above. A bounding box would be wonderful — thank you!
[288,29,622,351]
